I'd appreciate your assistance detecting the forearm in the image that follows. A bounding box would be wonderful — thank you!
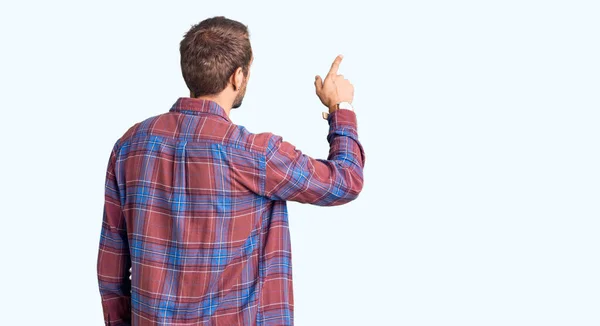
[263,108,365,206]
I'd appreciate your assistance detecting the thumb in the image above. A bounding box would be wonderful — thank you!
[314,75,323,93]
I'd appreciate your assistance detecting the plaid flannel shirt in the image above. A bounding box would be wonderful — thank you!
[97,97,366,325]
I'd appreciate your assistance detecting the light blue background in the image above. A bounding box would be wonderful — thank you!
[1,1,598,325]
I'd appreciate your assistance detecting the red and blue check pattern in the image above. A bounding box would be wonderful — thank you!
[97,97,365,325]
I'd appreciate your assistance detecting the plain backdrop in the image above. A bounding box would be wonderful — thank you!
[1,1,598,325]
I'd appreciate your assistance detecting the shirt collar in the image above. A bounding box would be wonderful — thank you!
[169,97,232,122]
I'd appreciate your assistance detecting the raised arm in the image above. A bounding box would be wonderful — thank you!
[261,55,366,206]
[263,110,365,206]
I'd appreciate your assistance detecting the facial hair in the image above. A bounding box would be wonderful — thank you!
[232,77,248,109]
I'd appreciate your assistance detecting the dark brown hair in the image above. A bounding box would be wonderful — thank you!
[179,16,252,97]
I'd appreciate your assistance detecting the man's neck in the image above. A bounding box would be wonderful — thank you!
[190,93,232,117]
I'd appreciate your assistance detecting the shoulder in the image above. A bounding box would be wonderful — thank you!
[240,128,300,160]
[114,113,166,148]
[234,125,283,155]
[120,122,142,143]
[110,122,141,152]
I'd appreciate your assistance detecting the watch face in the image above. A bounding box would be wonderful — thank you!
[338,102,354,110]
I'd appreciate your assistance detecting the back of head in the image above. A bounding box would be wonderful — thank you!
[180,16,252,97]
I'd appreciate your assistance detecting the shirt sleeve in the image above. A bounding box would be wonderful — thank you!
[262,109,366,206]
[97,141,132,325]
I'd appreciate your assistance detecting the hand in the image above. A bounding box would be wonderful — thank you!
[314,54,354,113]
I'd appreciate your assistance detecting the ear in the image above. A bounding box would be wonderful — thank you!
[232,67,245,91]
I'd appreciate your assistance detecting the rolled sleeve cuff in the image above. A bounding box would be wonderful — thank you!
[326,109,359,144]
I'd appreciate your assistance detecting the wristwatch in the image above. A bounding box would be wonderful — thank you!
[322,101,354,120]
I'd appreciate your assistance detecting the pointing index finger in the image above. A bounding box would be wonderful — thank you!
[327,54,344,77]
